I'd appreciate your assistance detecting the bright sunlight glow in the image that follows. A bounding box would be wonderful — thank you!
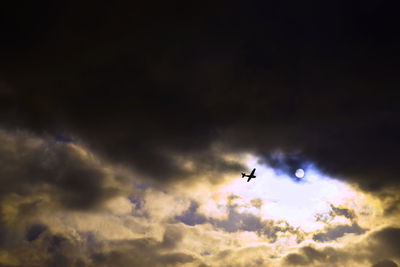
[216,155,360,232]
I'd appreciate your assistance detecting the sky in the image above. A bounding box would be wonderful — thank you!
[0,1,399,267]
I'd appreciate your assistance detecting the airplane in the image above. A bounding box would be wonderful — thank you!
[241,168,256,182]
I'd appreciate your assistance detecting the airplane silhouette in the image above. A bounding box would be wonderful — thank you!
[241,168,256,182]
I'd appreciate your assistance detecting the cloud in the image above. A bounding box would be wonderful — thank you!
[210,245,274,267]
[284,226,400,267]
[211,205,264,233]
[284,245,351,266]
[313,223,367,242]
[25,223,47,242]
[175,197,303,244]
[160,225,184,250]
[370,227,400,258]
[2,229,199,267]
[0,130,127,210]
[377,190,400,217]
[285,253,309,266]
[89,238,198,267]
[0,4,399,264]
[0,2,399,192]
[330,204,356,220]
[0,131,394,267]
[176,199,266,233]
[175,201,207,226]
[372,260,398,267]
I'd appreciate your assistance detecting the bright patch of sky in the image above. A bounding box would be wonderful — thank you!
[216,155,360,232]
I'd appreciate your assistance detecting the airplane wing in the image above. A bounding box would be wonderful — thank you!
[250,168,256,176]
[247,177,252,182]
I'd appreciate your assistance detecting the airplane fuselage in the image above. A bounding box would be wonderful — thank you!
[241,168,256,182]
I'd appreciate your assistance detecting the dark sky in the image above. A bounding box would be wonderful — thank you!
[0,0,399,191]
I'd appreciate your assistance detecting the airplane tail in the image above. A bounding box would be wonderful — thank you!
[241,173,246,178]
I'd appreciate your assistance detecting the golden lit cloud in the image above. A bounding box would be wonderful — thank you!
[0,132,398,267]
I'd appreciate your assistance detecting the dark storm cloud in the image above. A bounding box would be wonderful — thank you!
[0,130,122,209]
[371,227,400,257]
[1,224,200,267]
[5,230,87,267]
[1,3,399,266]
[90,246,196,267]
[383,200,400,216]
[0,2,399,190]
[372,260,399,267]
[378,191,400,216]
[0,130,132,264]
[87,234,199,267]
[26,223,48,242]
